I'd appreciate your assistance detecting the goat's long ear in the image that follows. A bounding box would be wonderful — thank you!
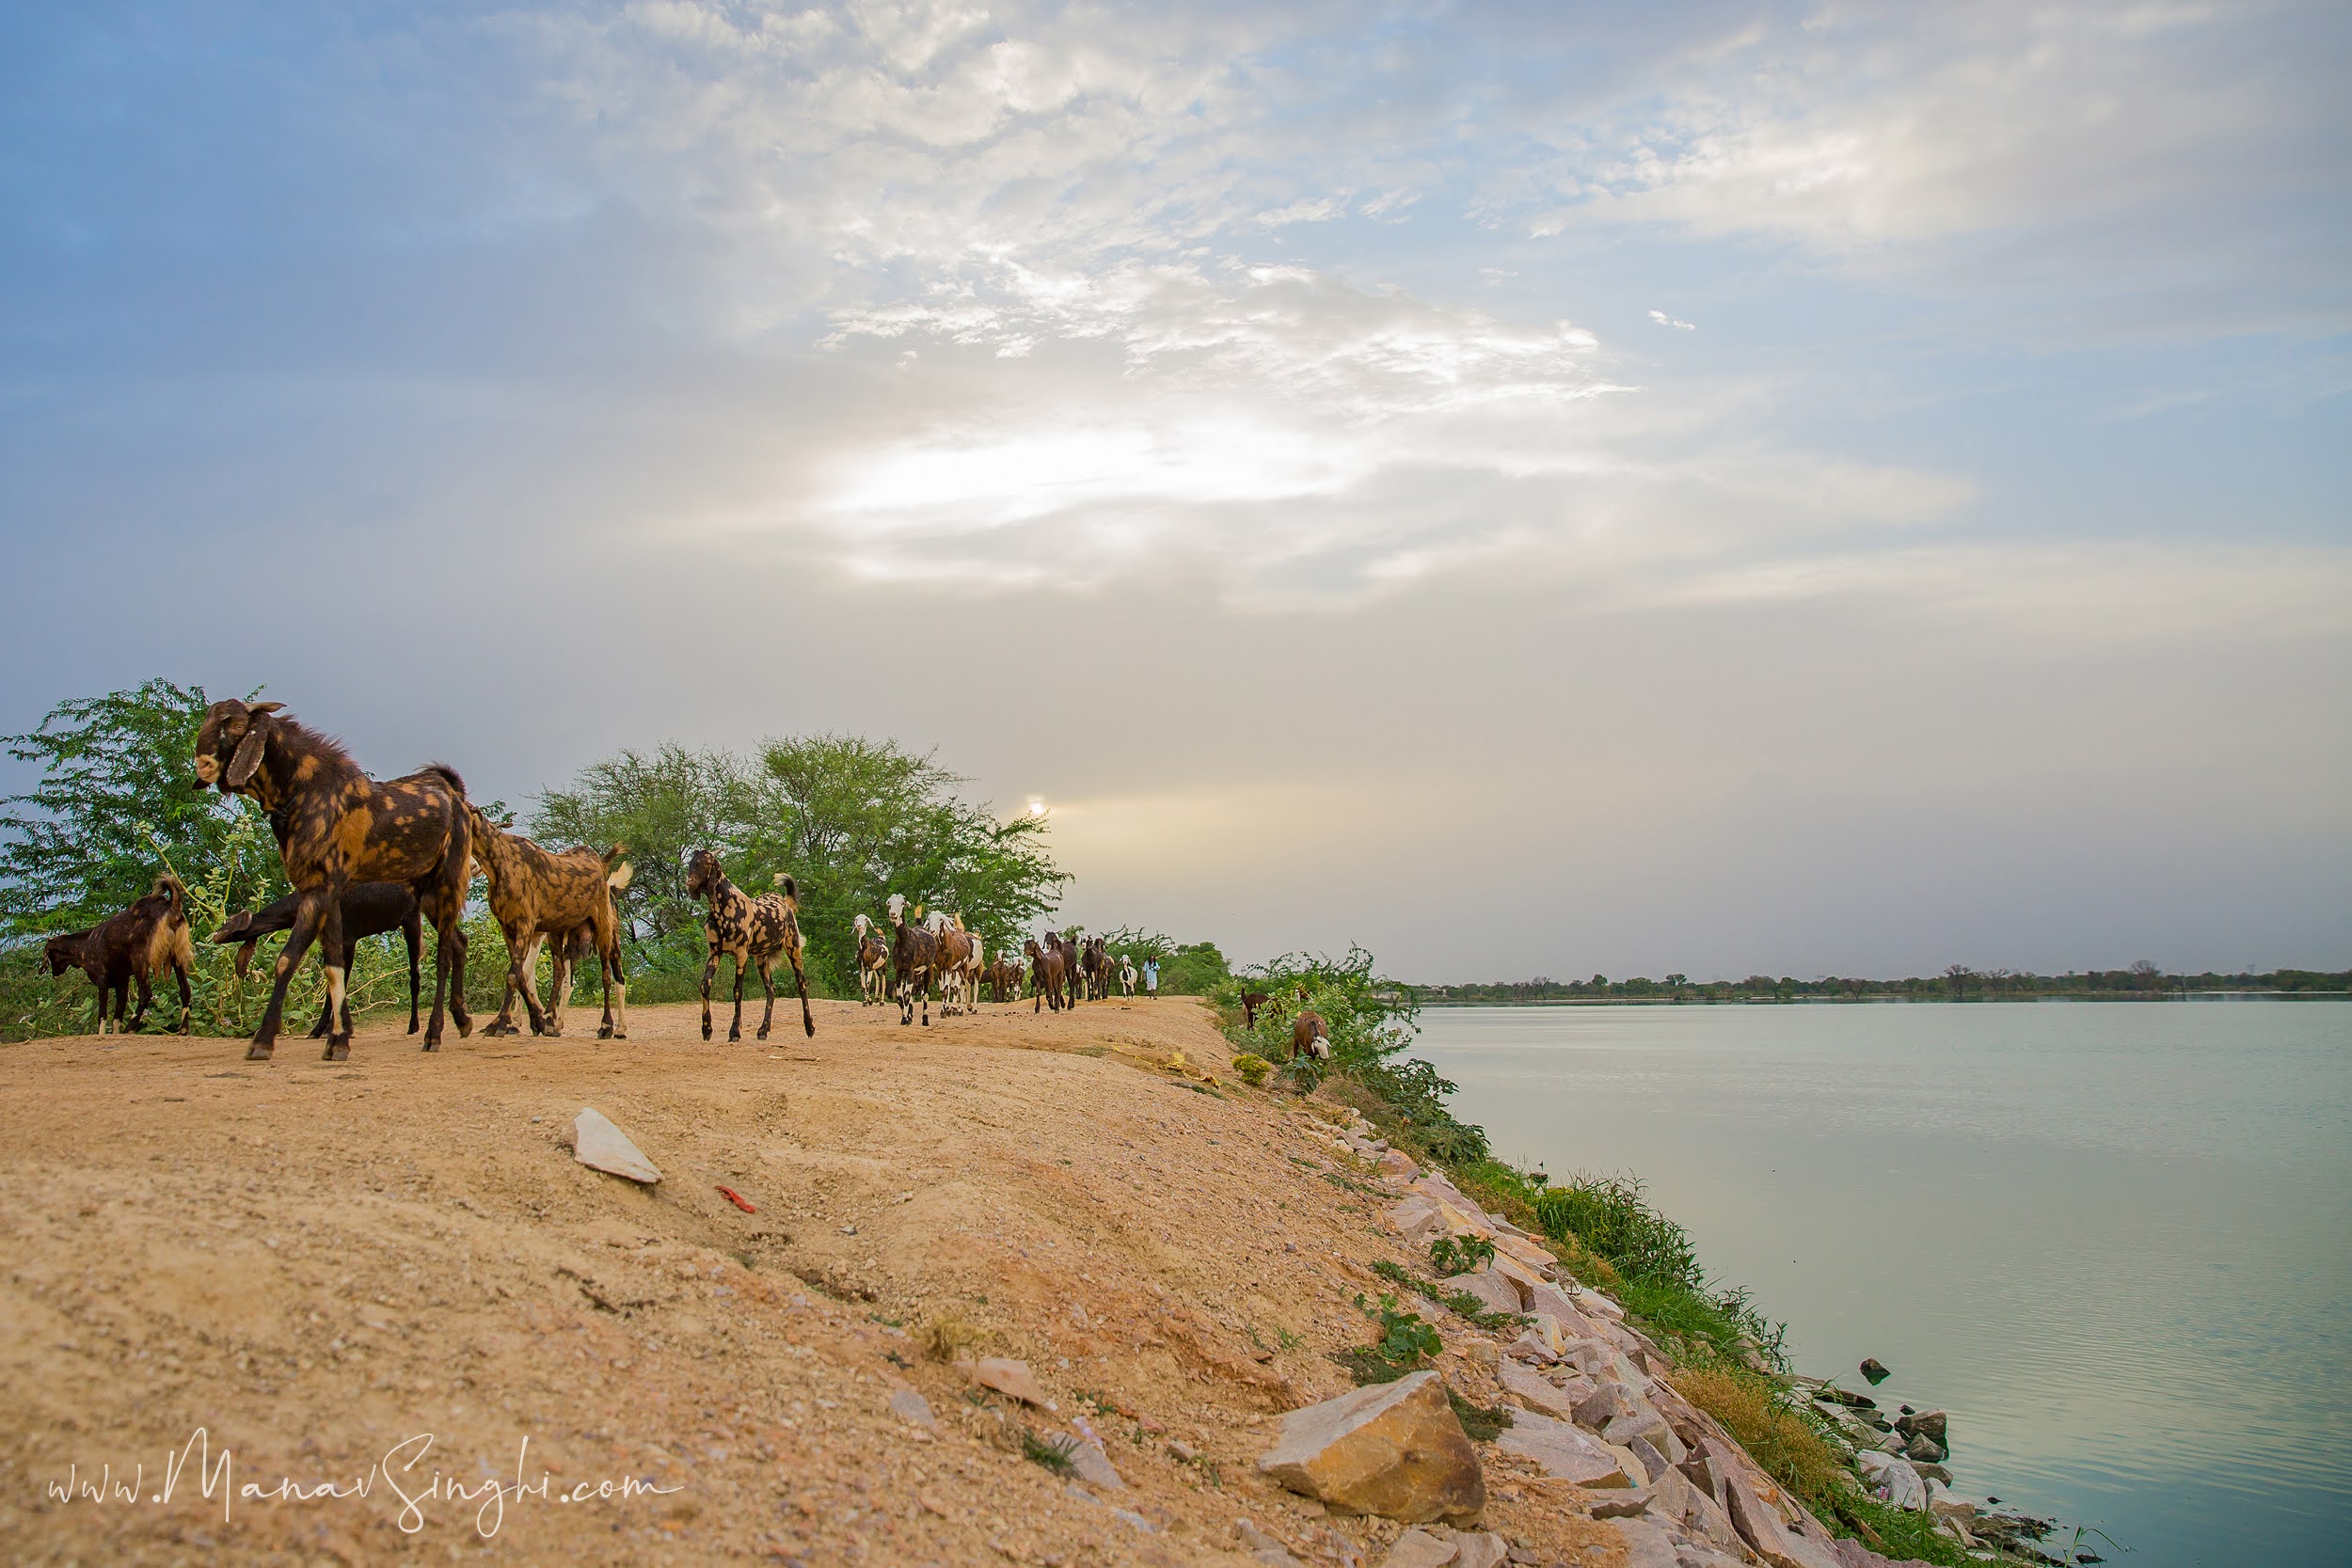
[234,939,259,980]
[226,711,274,789]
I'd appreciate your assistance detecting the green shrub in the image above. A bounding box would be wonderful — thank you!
[1337,1293,1443,1385]
[1231,1053,1271,1087]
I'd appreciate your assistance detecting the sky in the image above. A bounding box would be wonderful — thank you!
[2,0,2346,981]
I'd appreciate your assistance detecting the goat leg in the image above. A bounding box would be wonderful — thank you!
[319,895,351,1061]
[788,945,815,1038]
[729,954,747,1043]
[404,913,422,1034]
[701,948,719,1040]
[249,889,329,1060]
[754,956,775,1040]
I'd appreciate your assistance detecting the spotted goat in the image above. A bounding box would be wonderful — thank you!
[469,806,631,1039]
[852,913,892,1006]
[687,849,814,1041]
[887,893,937,1026]
[209,881,423,1040]
[191,699,472,1060]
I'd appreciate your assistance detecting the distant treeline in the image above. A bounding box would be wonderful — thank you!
[1415,964,2352,1005]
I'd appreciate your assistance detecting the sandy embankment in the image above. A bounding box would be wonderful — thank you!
[0,997,1626,1566]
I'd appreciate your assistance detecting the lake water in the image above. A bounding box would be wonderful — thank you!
[1412,1001,2352,1568]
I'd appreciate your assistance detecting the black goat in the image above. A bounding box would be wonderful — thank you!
[209,882,422,1040]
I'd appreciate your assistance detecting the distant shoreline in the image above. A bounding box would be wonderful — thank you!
[1413,990,2350,1006]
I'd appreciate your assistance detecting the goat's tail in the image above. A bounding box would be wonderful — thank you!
[772,872,799,902]
[421,761,469,798]
[148,872,184,911]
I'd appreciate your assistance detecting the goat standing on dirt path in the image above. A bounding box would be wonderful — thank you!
[1025,937,1068,1013]
[853,914,891,1006]
[1046,929,1082,1006]
[929,913,981,1016]
[191,699,471,1061]
[43,875,195,1034]
[1119,955,1137,997]
[210,882,422,1039]
[888,893,938,1026]
[687,849,815,1041]
[469,807,630,1039]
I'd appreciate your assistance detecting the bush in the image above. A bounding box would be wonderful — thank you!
[1532,1173,1701,1292]
[1231,1053,1271,1087]
[1671,1366,1848,1515]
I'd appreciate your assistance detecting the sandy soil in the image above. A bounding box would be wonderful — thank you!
[0,996,1621,1567]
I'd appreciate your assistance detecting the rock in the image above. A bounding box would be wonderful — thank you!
[1502,1327,1559,1365]
[1604,1408,1676,1456]
[1894,1409,1947,1444]
[1493,1410,1637,1488]
[1388,1196,1447,1243]
[1588,1489,1650,1519]
[889,1389,938,1431]
[1489,1233,1560,1274]
[1902,1433,1947,1465]
[1234,1520,1305,1567]
[1382,1528,1460,1568]
[1649,1465,1744,1554]
[1832,1542,1895,1568]
[1705,1437,1844,1568]
[1626,1434,1672,1486]
[971,1357,1048,1406]
[1677,1451,1724,1506]
[1519,1281,1598,1338]
[1446,1270,1521,1318]
[1812,1386,1876,1410]
[1859,1357,1890,1386]
[1571,1287,1627,1322]
[1573,1379,1638,1431]
[1608,1518,1681,1568]
[571,1107,660,1183]
[1439,1529,1509,1568]
[1855,1450,1926,1511]
[1913,1462,1953,1486]
[1378,1149,1420,1178]
[1061,1434,1125,1491]
[1168,1439,1199,1463]
[1257,1370,1486,1526]
[1496,1360,1583,1421]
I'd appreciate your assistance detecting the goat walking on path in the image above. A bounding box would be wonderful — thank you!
[209,882,422,1039]
[1025,937,1068,1013]
[43,875,195,1035]
[191,699,471,1061]
[1119,955,1137,997]
[853,914,891,1006]
[888,893,937,1026]
[929,913,981,1016]
[469,807,630,1039]
[688,850,814,1041]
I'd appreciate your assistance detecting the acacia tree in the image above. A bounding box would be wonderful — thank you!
[534,734,1068,995]
[0,678,286,937]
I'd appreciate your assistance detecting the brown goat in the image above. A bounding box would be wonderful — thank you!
[852,913,891,1006]
[1239,987,1271,1028]
[887,893,937,1026]
[191,698,471,1060]
[930,912,977,1016]
[1025,937,1068,1013]
[1293,1008,1330,1061]
[209,881,423,1038]
[469,806,630,1039]
[687,849,814,1041]
[983,955,1024,1003]
[1046,929,1082,1007]
[43,875,195,1034]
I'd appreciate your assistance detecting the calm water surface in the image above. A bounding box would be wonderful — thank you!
[1413,1001,2352,1568]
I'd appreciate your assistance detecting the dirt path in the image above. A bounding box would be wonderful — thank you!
[0,997,1618,1567]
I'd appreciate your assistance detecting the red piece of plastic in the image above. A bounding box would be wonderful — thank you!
[716,1184,756,1213]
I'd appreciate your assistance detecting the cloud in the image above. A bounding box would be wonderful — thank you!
[1648,309,1696,329]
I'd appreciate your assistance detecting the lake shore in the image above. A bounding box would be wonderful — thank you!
[5,996,2037,1566]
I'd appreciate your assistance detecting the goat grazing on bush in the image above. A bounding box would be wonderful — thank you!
[853,913,891,1006]
[686,849,814,1042]
[1025,937,1068,1013]
[1293,1008,1330,1061]
[191,699,471,1060]
[469,807,630,1038]
[43,875,195,1034]
[888,893,937,1026]
[1239,986,1271,1029]
[210,881,422,1040]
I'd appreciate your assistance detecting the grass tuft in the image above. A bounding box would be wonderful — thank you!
[916,1309,983,1364]
[1019,1428,1078,1474]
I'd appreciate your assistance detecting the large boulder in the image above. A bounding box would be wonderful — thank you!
[1493,1410,1638,1488]
[1855,1451,1926,1512]
[1702,1436,1845,1568]
[1257,1370,1486,1526]
[1444,1269,1520,1318]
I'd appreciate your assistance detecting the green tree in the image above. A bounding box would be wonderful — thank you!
[1,678,286,937]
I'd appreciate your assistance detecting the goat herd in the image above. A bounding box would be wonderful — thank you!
[32,698,1168,1063]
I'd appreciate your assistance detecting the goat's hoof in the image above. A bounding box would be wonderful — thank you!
[757,1028,771,1040]
[245,1042,275,1062]
[455,1022,472,1039]
[323,1041,350,1063]
[727,1032,741,1044]
[407,1021,420,1035]
[421,1038,440,1053]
